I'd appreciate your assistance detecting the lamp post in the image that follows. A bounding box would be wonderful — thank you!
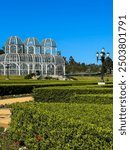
[96,48,110,83]
[5,63,10,80]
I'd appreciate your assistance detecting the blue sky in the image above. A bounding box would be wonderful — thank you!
[0,0,113,64]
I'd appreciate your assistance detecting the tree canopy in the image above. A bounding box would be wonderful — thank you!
[64,56,113,74]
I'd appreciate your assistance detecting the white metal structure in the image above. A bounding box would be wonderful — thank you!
[0,36,65,76]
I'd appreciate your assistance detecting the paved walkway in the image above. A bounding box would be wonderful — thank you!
[0,96,33,105]
[0,96,33,128]
[0,109,11,128]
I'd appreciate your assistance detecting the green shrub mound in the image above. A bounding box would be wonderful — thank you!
[7,102,112,150]
[33,86,113,102]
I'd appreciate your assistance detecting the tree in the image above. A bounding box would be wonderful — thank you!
[0,46,5,55]
[64,56,101,74]
[104,57,113,74]
[69,56,76,65]
[0,50,4,55]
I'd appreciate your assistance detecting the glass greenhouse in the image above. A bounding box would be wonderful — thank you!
[0,36,65,76]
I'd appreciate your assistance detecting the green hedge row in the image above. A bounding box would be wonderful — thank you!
[0,81,112,96]
[71,94,113,104]
[0,85,33,96]
[6,102,112,150]
[33,86,113,102]
[0,80,113,86]
[0,83,72,96]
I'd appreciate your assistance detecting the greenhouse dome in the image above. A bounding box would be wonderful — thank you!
[24,37,41,54]
[5,36,23,45]
[42,38,56,48]
[41,38,57,55]
[0,36,65,76]
[5,36,24,54]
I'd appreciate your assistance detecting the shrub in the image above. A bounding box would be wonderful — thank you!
[33,86,113,102]
[24,73,35,79]
[6,102,112,150]
[0,83,72,96]
[71,94,113,104]
[0,85,34,96]
[0,127,4,133]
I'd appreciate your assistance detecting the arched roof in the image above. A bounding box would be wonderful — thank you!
[41,38,57,48]
[24,37,40,46]
[0,53,20,63]
[5,36,23,45]
[0,53,65,65]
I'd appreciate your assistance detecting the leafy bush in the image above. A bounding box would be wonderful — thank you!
[0,127,4,133]
[6,102,112,150]
[24,73,35,79]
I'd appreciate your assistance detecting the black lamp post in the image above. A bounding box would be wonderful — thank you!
[5,63,10,80]
[96,48,110,82]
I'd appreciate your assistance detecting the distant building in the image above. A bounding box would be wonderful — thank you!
[0,36,65,76]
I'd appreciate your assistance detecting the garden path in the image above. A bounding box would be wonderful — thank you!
[0,96,33,128]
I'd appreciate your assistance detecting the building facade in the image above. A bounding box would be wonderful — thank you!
[0,36,65,76]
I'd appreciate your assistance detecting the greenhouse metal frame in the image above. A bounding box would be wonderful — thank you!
[0,36,65,76]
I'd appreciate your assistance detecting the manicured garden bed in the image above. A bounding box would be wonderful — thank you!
[5,102,112,150]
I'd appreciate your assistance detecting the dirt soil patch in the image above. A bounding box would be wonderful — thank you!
[0,96,33,128]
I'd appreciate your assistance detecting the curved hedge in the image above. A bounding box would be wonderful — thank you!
[33,86,113,103]
[0,78,113,96]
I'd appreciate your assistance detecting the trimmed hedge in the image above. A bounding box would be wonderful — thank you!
[0,85,33,96]
[33,86,113,102]
[71,94,113,104]
[0,83,72,96]
[0,80,112,96]
[6,102,112,150]
[0,80,113,86]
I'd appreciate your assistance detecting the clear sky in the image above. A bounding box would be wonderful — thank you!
[0,0,113,64]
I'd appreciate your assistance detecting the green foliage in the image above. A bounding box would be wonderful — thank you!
[0,84,34,96]
[0,76,112,83]
[0,49,4,54]
[72,94,113,104]
[0,83,72,96]
[69,76,113,83]
[33,86,113,103]
[0,127,4,133]
[6,102,112,150]
[64,56,113,74]
[0,75,25,80]
[0,77,113,149]
[0,77,112,96]
[24,73,35,79]
[104,57,113,74]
